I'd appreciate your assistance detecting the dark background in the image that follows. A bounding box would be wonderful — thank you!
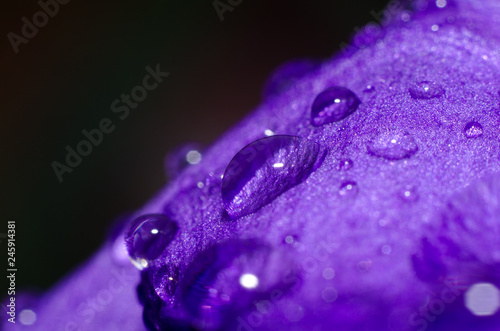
[0,0,389,293]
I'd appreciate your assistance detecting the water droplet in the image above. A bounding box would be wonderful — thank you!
[431,24,439,31]
[436,0,447,8]
[322,267,335,280]
[153,264,180,302]
[338,181,359,198]
[381,245,392,255]
[19,309,37,326]
[357,259,372,272]
[311,87,361,126]
[221,135,323,219]
[465,283,500,316]
[322,287,338,303]
[165,143,203,178]
[263,59,320,99]
[399,185,419,202]
[367,131,418,160]
[408,81,444,99]
[182,240,285,330]
[337,158,354,171]
[125,214,179,269]
[363,85,375,93]
[464,121,483,138]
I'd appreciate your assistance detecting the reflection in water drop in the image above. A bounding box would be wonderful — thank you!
[221,135,323,219]
[125,214,179,269]
[464,121,483,138]
[339,181,359,198]
[408,81,444,99]
[311,86,361,126]
[368,131,418,160]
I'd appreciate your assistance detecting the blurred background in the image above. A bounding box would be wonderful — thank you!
[0,0,389,293]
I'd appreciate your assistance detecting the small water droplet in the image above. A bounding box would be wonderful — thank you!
[408,81,444,99]
[222,135,323,219]
[337,158,354,171]
[381,245,392,255]
[263,59,319,99]
[339,181,359,198]
[431,24,439,31]
[19,309,37,326]
[399,185,419,202]
[363,84,375,93]
[357,259,373,272]
[436,0,447,8]
[153,265,180,302]
[311,86,361,126]
[165,143,203,178]
[464,121,483,138]
[322,287,338,303]
[368,131,418,160]
[322,267,336,280]
[125,214,179,269]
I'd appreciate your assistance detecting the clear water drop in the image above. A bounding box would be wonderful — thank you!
[182,240,285,330]
[153,264,180,302]
[337,158,354,171]
[125,214,178,269]
[311,87,361,126]
[464,121,483,138]
[367,131,418,160]
[399,185,419,202]
[221,135,323,219]
[165,143,203,178]
[339,181,359,198]
[408,81,444,99]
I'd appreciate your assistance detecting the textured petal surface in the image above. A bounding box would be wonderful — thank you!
[4,0,500,330]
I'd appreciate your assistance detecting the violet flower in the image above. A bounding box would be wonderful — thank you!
[4,0,500,330]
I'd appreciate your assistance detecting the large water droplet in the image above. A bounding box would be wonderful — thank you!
[125,214,179,269]
[408,81,444,99]
[263,59,319,99]
[464,121,483,138]
[181,240,287,330]
[367,131,418,160]
[338,181,359,198]
[221,135,323,219]
[311,87,361,126]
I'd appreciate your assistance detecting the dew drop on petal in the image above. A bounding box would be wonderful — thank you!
[337,158,354,171]
[125,214,179,269]
[153,264,180,302]
[322,287,338,303]
[339,181,359,198]
[399,185,419,202]
[408,81,444,99]
[311,86,361,126]
[464,121,483,138]
[367,131,418,160]
[19,309,37,326]
[465,283,500,316]
[221,135,323,219]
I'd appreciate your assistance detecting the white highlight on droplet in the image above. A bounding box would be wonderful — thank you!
[464,283,500,316]
[20,309,37,325]
[151,229,159,234]
[239,273,259,289]
[186,150,202,165]
[264,129,275,136]
[273,162,284,168]
[431,25,439,32]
